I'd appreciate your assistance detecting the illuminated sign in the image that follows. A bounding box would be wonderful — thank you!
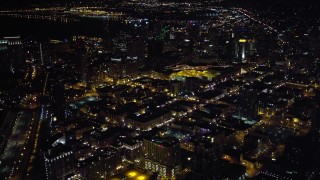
[239,39,247,43]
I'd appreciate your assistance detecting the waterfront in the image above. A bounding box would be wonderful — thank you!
[0,16,122,40]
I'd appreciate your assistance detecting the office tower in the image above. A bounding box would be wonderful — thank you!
[0,36,21,50]
[44,144,75,180]
[0,45,11,72]
[143,136,180,177]
[74,41,88,84]
[247,39,256,56]
[238,39,247,63]
[237,85,258,121]
[1,36,24,70]
[121,141,143,162]
[235,38,256,63]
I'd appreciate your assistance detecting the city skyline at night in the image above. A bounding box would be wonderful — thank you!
[0,0,319,179]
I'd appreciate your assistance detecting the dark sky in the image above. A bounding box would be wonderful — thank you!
[0,0,98,8]
[0,0,318,9]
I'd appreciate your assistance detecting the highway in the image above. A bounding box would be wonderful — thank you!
[0,111,31,179]
[0,99,43,179]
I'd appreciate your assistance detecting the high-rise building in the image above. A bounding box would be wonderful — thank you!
[237,85,258,121]
[121,141,143,163]
[44,144,75,180]
[0,36,24,70]
[235,39,256,63]
[74,41,88,84]
[235,39,245,63]
[142,136,180,177]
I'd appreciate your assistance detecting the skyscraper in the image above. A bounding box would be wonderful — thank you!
[235,38,256,63]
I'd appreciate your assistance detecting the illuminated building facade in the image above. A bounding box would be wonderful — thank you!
[76,147,121,179]
[142,136,180,177]
[0,36,24,70]
[44,144,75,180]
[235,39,256,63]
[121,141,143,163]
[0,36,22,46]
